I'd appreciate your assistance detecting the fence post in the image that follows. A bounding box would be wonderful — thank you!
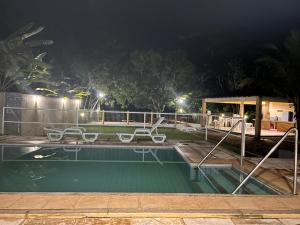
[205,114,208,141]
[1,107,5,135]
[143,112,146,128]
[150,112,153,125]
[240,117,246,168]
[174,113,177,128]
[127,111,129,125]
[102,110,105,125]
[76,108,79,127]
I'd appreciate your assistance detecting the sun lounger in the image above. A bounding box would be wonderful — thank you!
[116,117,166,143]
[44,127,100,142]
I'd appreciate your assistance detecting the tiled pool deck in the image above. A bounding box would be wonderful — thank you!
[0,136,299,224]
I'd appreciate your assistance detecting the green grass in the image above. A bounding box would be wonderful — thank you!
[83,126,201,141]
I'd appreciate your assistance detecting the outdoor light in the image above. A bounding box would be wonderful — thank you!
[179,108,184,113]
[75,99,81,105]
[33,95,40,103]
[244,115,249,119]
[80,112,85,117]
[177,97,185,104]
[61,97,67,104]
[98,92,105,98]
[262,101,266,105]
[221,113,225,117]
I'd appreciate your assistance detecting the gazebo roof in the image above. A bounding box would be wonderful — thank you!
[203,96,291,105]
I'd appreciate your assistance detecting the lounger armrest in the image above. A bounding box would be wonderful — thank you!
[134,128,151,134]
[71,126,87,132]
[44,128,63,133]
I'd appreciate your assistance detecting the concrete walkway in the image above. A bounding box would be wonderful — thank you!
[1,217,300,225]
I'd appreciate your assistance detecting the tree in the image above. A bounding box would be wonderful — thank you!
[239,30,300,128]
[0,23,53,92]
[91,49,195,112]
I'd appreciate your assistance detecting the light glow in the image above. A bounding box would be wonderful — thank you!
[61,97,67,104]
[75,99,81,105]
[80,112,85,117]
[98,92,105,98]
[33,95,40,103]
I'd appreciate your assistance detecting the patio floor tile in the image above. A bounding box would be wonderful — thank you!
[75,195,109,209]
[0,195,22,208]
[9,195,49,209]
[183,218,234,225]
[140,196,172,209]
[231,218,282,224]
[22,218,77,225]
[0,219,24,225]
[225,197,259,210]
[108,195,140,209]
[279,219,300,225]
[42,196,79,209]
[131,218,184,225]
[194,197,231,209]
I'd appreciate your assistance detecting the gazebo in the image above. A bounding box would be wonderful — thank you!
[202,96,295,138]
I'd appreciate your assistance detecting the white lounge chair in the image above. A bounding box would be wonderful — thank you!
[44,127,100,142]
[116,117,166,143]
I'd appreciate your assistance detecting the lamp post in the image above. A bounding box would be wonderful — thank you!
[97,92,105,111]
[75,99,81,127]
[97,92,105,122]
[175,96,186,127]
[176,97,185,113]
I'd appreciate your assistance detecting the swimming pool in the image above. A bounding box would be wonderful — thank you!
[0,145,278,194]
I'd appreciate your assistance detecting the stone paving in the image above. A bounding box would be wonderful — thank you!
[1,218,300,225]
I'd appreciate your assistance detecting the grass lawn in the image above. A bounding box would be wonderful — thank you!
[82,125,294,158]
[83,126,202,141]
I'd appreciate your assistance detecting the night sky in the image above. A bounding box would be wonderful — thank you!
[1,0,300,64]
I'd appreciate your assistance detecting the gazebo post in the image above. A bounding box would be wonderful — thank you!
[239,102,244,117]
[255,96,262,139]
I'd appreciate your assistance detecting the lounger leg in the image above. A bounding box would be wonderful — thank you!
[48,133,63,142]
[82,134,99,142]
[151,136,166,143]
[117,134,135,143]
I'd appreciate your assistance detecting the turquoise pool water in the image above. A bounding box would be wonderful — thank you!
[0,145,278,194]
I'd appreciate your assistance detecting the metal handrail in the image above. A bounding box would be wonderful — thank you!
[232,127,298,195]
[198,119,245,168]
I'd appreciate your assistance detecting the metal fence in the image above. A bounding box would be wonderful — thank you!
[1,106,208,136]
[1,106,247,137]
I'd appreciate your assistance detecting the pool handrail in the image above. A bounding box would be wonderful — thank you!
[232,127,298,195]
[198,119,246,168]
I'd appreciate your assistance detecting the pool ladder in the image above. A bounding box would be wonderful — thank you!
[198,119,246,168]
[232,127,298,195]
[198,121,298,195]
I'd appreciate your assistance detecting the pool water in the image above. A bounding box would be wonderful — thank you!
[0,145,278,194]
